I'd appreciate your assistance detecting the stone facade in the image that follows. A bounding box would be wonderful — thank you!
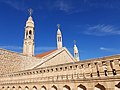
[0,54,120,90]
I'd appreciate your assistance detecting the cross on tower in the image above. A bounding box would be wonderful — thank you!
[28,8,33,16]
[57,24,60,29]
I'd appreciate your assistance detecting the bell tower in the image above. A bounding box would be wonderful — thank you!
[57,24,63,49]
[23,9,35,56]
[74,40,80,60]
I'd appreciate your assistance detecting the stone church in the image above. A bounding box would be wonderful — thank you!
[0,10,120,90]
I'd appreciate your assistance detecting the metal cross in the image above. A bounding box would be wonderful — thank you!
[57,24,60,29]
[28,8,33,16]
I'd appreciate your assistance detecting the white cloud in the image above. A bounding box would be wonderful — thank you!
[0,45,22,51]
[99,47,120,53]
[0,45,56,54]
[0,0,25,11]
[53,0,73,12]
[84,24,120,36]
[100,47,111,51]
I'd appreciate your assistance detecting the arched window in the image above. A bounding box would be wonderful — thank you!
[26,30,28,38]
[63,85,71,90]
[51,85,57,90]
[94,83,105,90]
[78,84,87,90]
[29,30,32,35]
[41,86,46,90]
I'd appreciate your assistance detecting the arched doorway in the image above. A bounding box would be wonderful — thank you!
[94,84,105,90]
[41,86,46,90]
[51,85,57,90]
[63,85,71,90]
[25,86,29,90]
[115,82,120,90]
[33,86,37,90]
[78,84,87,90]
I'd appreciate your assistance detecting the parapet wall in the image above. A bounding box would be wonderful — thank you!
[0,54,120,82]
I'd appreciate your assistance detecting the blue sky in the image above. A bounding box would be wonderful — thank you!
[0,0,120,60]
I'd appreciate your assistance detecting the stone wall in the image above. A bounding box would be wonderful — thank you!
[0,54,120,90]
[0,49,42,74]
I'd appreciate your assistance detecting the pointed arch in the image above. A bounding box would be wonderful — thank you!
[41,86,46,90]
[12,86,16,90]
[63,85,71,90]
[18,86,22,90]
[115,82,120,89]
[25,86,29,90]
[94,83,105,90]
[33,86,37,90]
[51,85,57,90]
[7,86,10,90]
[78,84,87,90]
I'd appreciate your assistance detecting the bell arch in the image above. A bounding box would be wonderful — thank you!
[94,83,105,90]
[41,86,46,90]
[78,84,87,90]
[63,85,71,90]
[51,85,57,90]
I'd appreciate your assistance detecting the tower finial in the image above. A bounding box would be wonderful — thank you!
[57,24,60,29]
[28,8,33,16]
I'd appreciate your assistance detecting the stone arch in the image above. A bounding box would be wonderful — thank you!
[25,86,29,90]
[33,86,37,90]
[78,84,87,90]
[94,83,105,90]
[115,82,120,90]
[7,86,10,90]
[12,86,15,90]
[41,86,46,90]
[51,85,57,90]
[18,86,22,90]
[29,30,32,35]
[63,85,71,90]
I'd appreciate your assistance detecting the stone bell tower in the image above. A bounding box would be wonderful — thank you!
[23,9,35,56]
[57,24,63,49]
